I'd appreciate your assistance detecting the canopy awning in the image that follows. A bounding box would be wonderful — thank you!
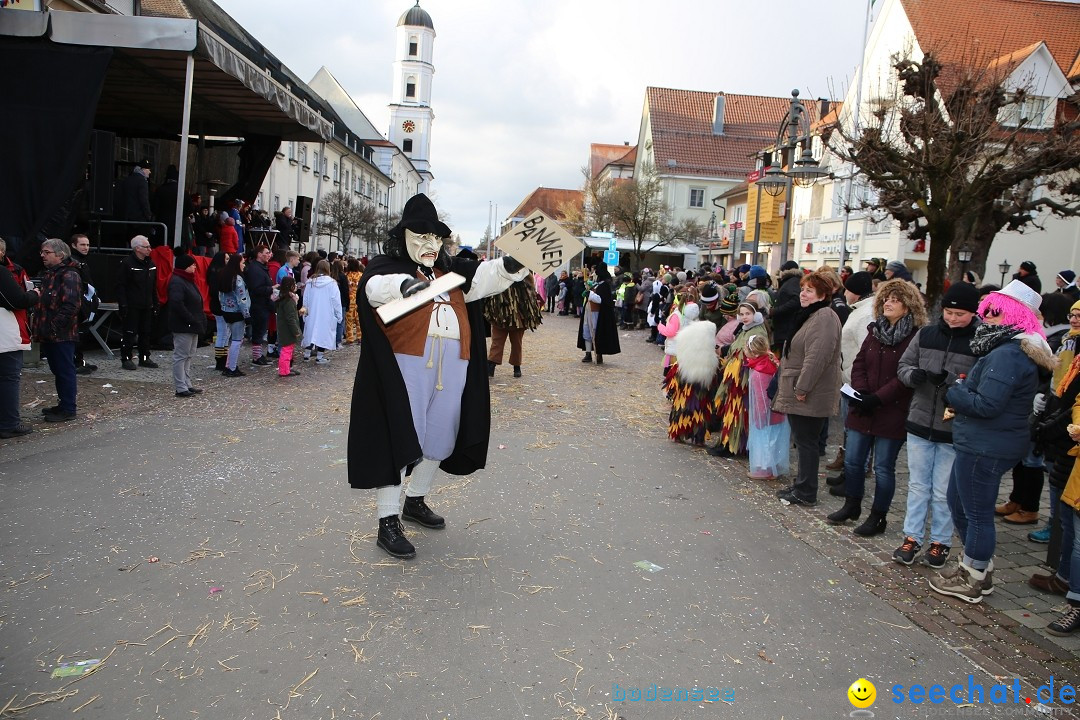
[0,10,333,142]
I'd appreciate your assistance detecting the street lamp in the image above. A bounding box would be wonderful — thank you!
[754,90,830,264]
[998,259,1011,287]
[957,245,973,279]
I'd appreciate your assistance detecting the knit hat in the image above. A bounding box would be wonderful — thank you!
[748,265,767,280]
[996,279,1042,313]
[940,281,980,313]
[737,264,751,275]
[719,287,739,314]
[885,260,907,274]
[843,271,873,298]
[1020,260,1037,274]
[699,282,720,303]
[175,255,197,270]
[780,260,799,271]
[1059,270,1076,284]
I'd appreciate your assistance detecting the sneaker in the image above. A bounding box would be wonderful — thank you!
[777,488,817,507]
[893,537,922,566]
[279,370,301,377]
[1029,572,1069,596]
[376,516,416,559]
[302,352,311,362]
[1047,604,1080,637]
[402,496,446,529]
[75,365,95,375]
[923,543,951,569]
[0,424,33,439]
[186,387,203,394]
[43,410,76,423]
[122,359,137,371]
[315,357,330,365]
[928,562,985,604]
[138,358,159,369]
[1028,525,1051,544]
[175,389,196,397]
[41,405,62,416]
[222,368,246,378]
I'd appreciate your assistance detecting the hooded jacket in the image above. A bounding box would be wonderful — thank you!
[896,317,980,443]
[0,260,38,353]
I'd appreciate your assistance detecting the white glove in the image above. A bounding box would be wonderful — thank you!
[1033,393,1047,414]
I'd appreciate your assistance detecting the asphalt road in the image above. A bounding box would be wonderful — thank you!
[0,316,1041,719]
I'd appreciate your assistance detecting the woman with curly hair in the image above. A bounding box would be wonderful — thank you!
[484,279,543,378]
[828,278,928,535]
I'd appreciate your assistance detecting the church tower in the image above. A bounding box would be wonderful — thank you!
[389,1,435,193]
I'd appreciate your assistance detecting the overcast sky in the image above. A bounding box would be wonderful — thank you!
[215,0,870,243]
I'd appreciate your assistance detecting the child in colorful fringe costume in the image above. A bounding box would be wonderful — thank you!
[663,318,719,445]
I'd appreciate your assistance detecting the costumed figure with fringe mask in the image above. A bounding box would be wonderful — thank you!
[708,301,770,457]
[663,317,718,445]
[347,193,529,560]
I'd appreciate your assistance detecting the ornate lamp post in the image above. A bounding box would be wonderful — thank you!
[957,246,973,280]
[755,90,829,265]
[998,259,1011,287]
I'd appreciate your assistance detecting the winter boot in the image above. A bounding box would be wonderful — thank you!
[826,446,845,471]
[596,354,603,365]
[513,365,522,378]
[852,510,888,537]
[487,360,496,377]
[376,516,416,559]
[826,497,862,525]
[215,347,227,372]
[581,352,593,363]
[402,495,445,529]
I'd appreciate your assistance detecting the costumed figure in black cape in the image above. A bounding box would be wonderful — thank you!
[576,260,621,364]
[348,194,529,559]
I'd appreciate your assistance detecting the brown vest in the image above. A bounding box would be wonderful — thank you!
[378,269,471,359]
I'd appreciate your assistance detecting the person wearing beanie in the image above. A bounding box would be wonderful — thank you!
[697,281,726,328]
[735,264,752,287]
[349,193,530,560]
[889,281,981,568]
[1057,270,1079,302]
[865,258,887,282]
[929,279,1055,603]
[714,285,741,348]
[884,260,913,283]
[167,254,206,397]
[771,261,806,352]
[1014,260,1041,293]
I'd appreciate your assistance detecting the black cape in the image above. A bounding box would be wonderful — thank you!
[348,253,490,490]
[577,278,621,355]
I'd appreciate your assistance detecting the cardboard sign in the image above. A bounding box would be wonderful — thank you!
[493,210,585,278]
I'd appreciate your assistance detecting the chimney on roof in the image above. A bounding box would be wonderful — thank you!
[819,98,831,119]
[624,141,630,146]
[713,94,726,136]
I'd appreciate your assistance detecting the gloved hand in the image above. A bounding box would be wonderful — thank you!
[854,393,882,415]
[927,369,949,386]
[908,368,928,386]
[400,277,430,298]
[1033,392,1048,414]
[502,255,525,274]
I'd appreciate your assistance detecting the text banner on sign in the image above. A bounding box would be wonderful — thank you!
[493,209,586,278]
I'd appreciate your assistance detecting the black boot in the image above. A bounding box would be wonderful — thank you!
[376,516,416,558]
[215,354,226,372]
[853,510,888,537]
[826,497,862,525]
[596,354,603,365]
[581,352,592,363]
[513,365,522,378]
[487,360,496,377]
[402,495,445,529]
[826,472,845,487]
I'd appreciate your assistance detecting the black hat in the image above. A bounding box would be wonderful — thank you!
[1020,260,1037,273]
[391,193,451,238]
[174,255,197,270]
[136,159,153,170]
[699,282,720,303]
[780,260,800,271]
[941,281,981,313]
[844,271,873,297]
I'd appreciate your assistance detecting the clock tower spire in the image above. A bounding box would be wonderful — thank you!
[389,2,435,193]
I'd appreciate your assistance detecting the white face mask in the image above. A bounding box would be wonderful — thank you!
[405,230,442,268]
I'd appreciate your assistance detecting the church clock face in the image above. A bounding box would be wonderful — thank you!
[402,120,416,133]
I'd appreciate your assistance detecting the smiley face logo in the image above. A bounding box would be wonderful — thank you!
[848,678,876,708]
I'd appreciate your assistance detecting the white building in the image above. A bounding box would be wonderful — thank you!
[387,1,436,194]
[793,0,1080,286]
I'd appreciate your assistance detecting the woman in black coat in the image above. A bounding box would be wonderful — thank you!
[577,262,621,364]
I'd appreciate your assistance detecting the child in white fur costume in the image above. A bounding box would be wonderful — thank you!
[664,319,719,444]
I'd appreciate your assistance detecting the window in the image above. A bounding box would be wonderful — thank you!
[313,151,319,174]
[406,76,416,98]
[689,187,705,208]
[273,194,280,211]
[299,146,308,167]
[999,95,1050,127]
[322,156,328,176]
[333,162,339,182]
[403,139,413,153]
[288,142,296,160]
[257,191,264,210]
[409,39,418,56]
[289,197,295,211]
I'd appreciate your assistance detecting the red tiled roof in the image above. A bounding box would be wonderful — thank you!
[506,187,583,222]
[901,0,1080,75]
[645,88,818,179]
[590,143,634,179]
[1068,51,1080,81]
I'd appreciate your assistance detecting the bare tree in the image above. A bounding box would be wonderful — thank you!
[317,190,371,253]
[610,165,704,264]
[829,49,1080,308]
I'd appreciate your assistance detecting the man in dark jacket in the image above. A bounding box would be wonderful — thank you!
[34,239,82,423]
[770,260,803,351]
[69,234,98,375]
[152,165,181,246]
[168,255,207,397]
[114,160,153,231]
[244,245,274,365]
[1056,270,1080,302]
[893,282,980,568]
[274,207,297,250]
[1014,260,1042,293]
[544,271,559,313]
[116,235,158,371]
